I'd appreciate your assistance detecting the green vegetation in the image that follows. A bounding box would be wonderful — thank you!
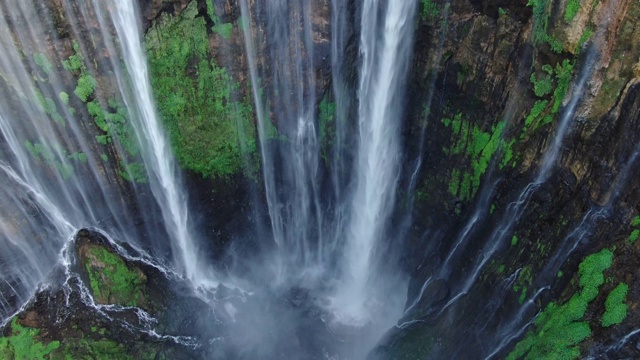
[24,140,80,179]
[82,244,146,307]
[146,0,256,178]
[33,53,54,75]
[421,0,439,21]
[62,41,85,73]
[74,74,96,102]
[564,0,580,23]
[527,0,563,53]
[511,235,519,246]
[214,23,234,39]
[601,283,628,327]
[507,248,613,359]
[58,92,69,105]
[521,60,575,138]
[552,60,574,112]
[87,99,140,161]
[443,113,506,200]
[0,318,60,359]
[207,0,234,39]
[35,89,65,126]
[119,161,147,184]
[50,338,135,360]
[530,65,554,97]
[628,216,640,244]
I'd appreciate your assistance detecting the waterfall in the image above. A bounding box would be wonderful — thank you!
[106,0,208,286]
[0,0,207,322]
[331,0,417,324]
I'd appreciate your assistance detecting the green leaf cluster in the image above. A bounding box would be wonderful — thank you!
[601,283,628,327]
[146,0,256,178]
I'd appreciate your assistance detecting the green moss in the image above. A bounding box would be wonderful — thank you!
[511,235,519,246]
[58,92,69,105]
[443,113,506,201]
[62,41,85,73]
[552,60,574,113]
[527,0,564,53]
[34,89,65,126]
[34,53,54,75]
[449,168,460,195]
[146,0,256,178]
[530,72,553,97]
[421,0,439,21]
[68,152,87,163]
[628,229,640,244]
[564,0,580,22]
[87,99,139,159]
[602,283,628,327]
[576,27,593,53]
[83,244,146,307]
[25,140,75,179]
[49,337,137,360]
[119,161,147,184]
[213,23,233,39]
[507,249,613,359]
[0,318,61,359]
[74,74,96,102]
[631,216,640,227]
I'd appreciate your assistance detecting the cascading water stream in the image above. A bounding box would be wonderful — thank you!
[105,0,208,286]
[436,47,597,312]
[330,0,416,325]
[0,0,212,322]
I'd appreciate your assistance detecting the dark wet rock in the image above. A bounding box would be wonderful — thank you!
[0,229,218,360]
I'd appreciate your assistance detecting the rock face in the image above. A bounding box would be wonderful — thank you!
[3,0,640,359]
[378,0,640,358]
[0,229,217,359]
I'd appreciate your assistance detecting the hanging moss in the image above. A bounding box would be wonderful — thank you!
[145,0,256,178]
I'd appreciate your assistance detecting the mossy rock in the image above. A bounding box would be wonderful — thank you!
[75,231,148,308]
